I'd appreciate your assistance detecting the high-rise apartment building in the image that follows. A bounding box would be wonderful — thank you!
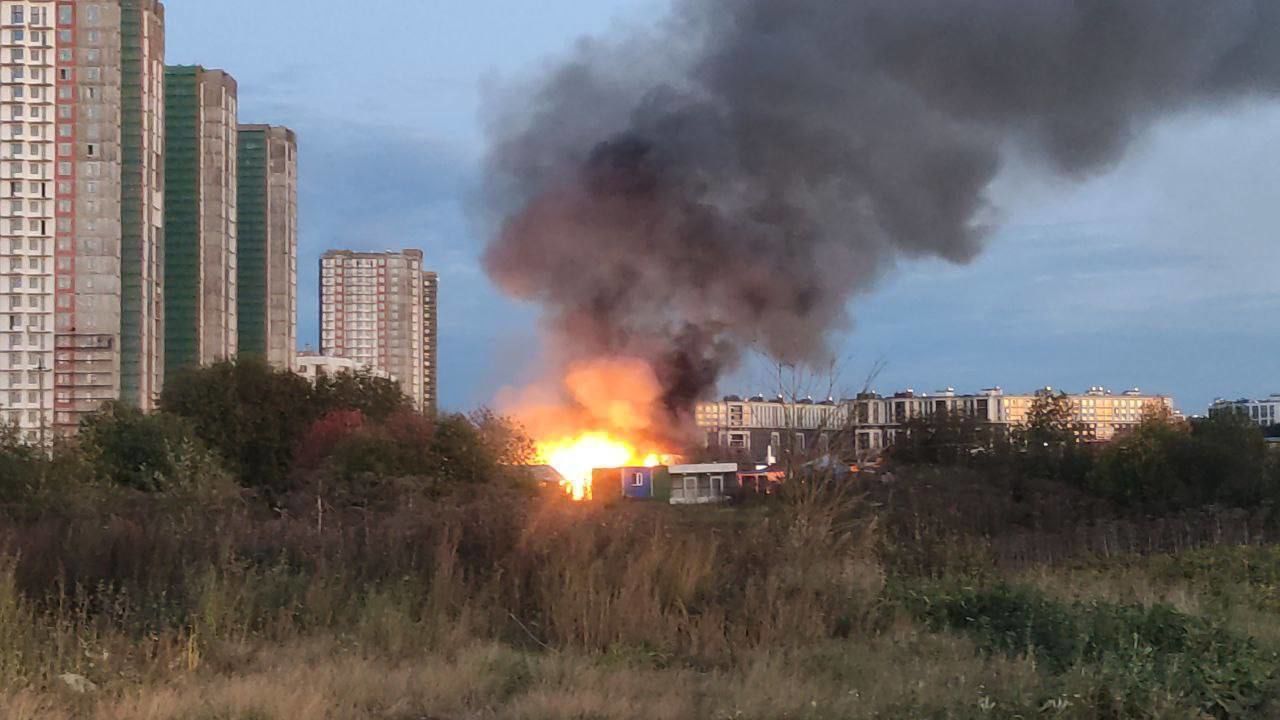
[319,249,437,412]
[0,0,165,440]
[237,124,296,371]
[118,0,165,410]
[164,65,236,379]
[421,270,437,413]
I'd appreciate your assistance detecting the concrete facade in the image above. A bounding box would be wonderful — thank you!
[295,351,390,384]
[695,396,849,465]
[0,0,164,439]
[236,124,296,371]
[421,269,436,413]
[118,0,165,411]
[319,249,435,411]
[163,65,236,378]
[696,386,1179,462]
[1210,395,1280,428]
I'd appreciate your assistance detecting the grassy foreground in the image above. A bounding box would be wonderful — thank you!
[2,475,1279,719]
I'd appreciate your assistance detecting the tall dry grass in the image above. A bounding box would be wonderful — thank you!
[0,482,882,697]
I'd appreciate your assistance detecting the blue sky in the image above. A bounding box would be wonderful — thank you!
[166,1,1280,415]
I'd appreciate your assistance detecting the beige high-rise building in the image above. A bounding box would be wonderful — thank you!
[319,249,437,412]
[0,0,165,440]
[164,66,237,378]
[237,125,296,371]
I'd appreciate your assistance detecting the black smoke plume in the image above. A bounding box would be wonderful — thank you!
[483,0,1280,422]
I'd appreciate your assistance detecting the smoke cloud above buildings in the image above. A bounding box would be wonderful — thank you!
[483,0,1280,425]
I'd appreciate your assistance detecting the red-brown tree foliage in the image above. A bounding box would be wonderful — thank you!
[294,409,366,471]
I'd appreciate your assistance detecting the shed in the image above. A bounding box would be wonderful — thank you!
[523,465,567,492]
[620,466,654,499]
[668,463,740,505]
[590,466,671,502]
[738,466,785,496]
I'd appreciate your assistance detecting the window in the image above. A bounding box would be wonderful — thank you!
[59,5,73,24]
[631,472,645,487]
[58,48,72,62]
[12,29,24,43]
[11,7,24,25]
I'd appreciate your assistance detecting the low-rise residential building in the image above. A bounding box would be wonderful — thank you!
[695,395,849,465]
[1209,395,1280,428]
[695,385,1178,461]
[1005,387,1175,442]
[294,352,389,384]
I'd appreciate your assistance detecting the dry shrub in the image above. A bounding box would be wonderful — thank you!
[504,487,882,661]
[0,481,880,688]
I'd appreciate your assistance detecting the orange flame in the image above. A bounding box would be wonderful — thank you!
[536,432,660,500]
[501,357,672,501]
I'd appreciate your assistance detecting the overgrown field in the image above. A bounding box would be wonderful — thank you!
[1,474,1279,719]
[2,361,1279,717]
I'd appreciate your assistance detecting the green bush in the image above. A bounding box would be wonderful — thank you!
[1088,413,1276,512]
[78,402,226,493]
[0,426,91,511]
[312,367,410,421]
[904,582,1278,717]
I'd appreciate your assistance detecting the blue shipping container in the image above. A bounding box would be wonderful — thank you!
[620,466,654,499]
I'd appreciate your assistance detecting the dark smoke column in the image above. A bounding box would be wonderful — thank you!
[483,0,1280,421]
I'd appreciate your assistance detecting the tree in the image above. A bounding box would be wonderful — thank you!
[470,408,536,466]
[313,369,409,421]
[160,358,316,497]
[428,413,500,486]
[1087,412,1189,510]
[1023,390,1082,446]
[78,402,221,492]
[293,409,366,472]
[1088,411,1276,512]
[1017,390,1094,485]
[0,424,91,509]
[892,408,1002,466]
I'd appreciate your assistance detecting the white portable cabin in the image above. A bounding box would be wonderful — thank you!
[668,463,739,505]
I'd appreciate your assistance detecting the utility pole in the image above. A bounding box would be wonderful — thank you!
[37,358,47,448]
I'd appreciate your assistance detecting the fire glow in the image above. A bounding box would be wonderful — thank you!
[500,357,672,502]
[537,433,661,500]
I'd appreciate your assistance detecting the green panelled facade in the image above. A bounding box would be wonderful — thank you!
[162,66,201,381]
[236,128,268,357]
[119,1,148,403]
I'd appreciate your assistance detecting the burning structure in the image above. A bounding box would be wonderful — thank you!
[484,1,1280,497]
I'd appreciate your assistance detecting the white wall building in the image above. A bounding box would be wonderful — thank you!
[1,0,166,441]
[295,352,390,384]
[1210,395,1280,428]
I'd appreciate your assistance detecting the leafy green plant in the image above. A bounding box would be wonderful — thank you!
[904,582,1278,717]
